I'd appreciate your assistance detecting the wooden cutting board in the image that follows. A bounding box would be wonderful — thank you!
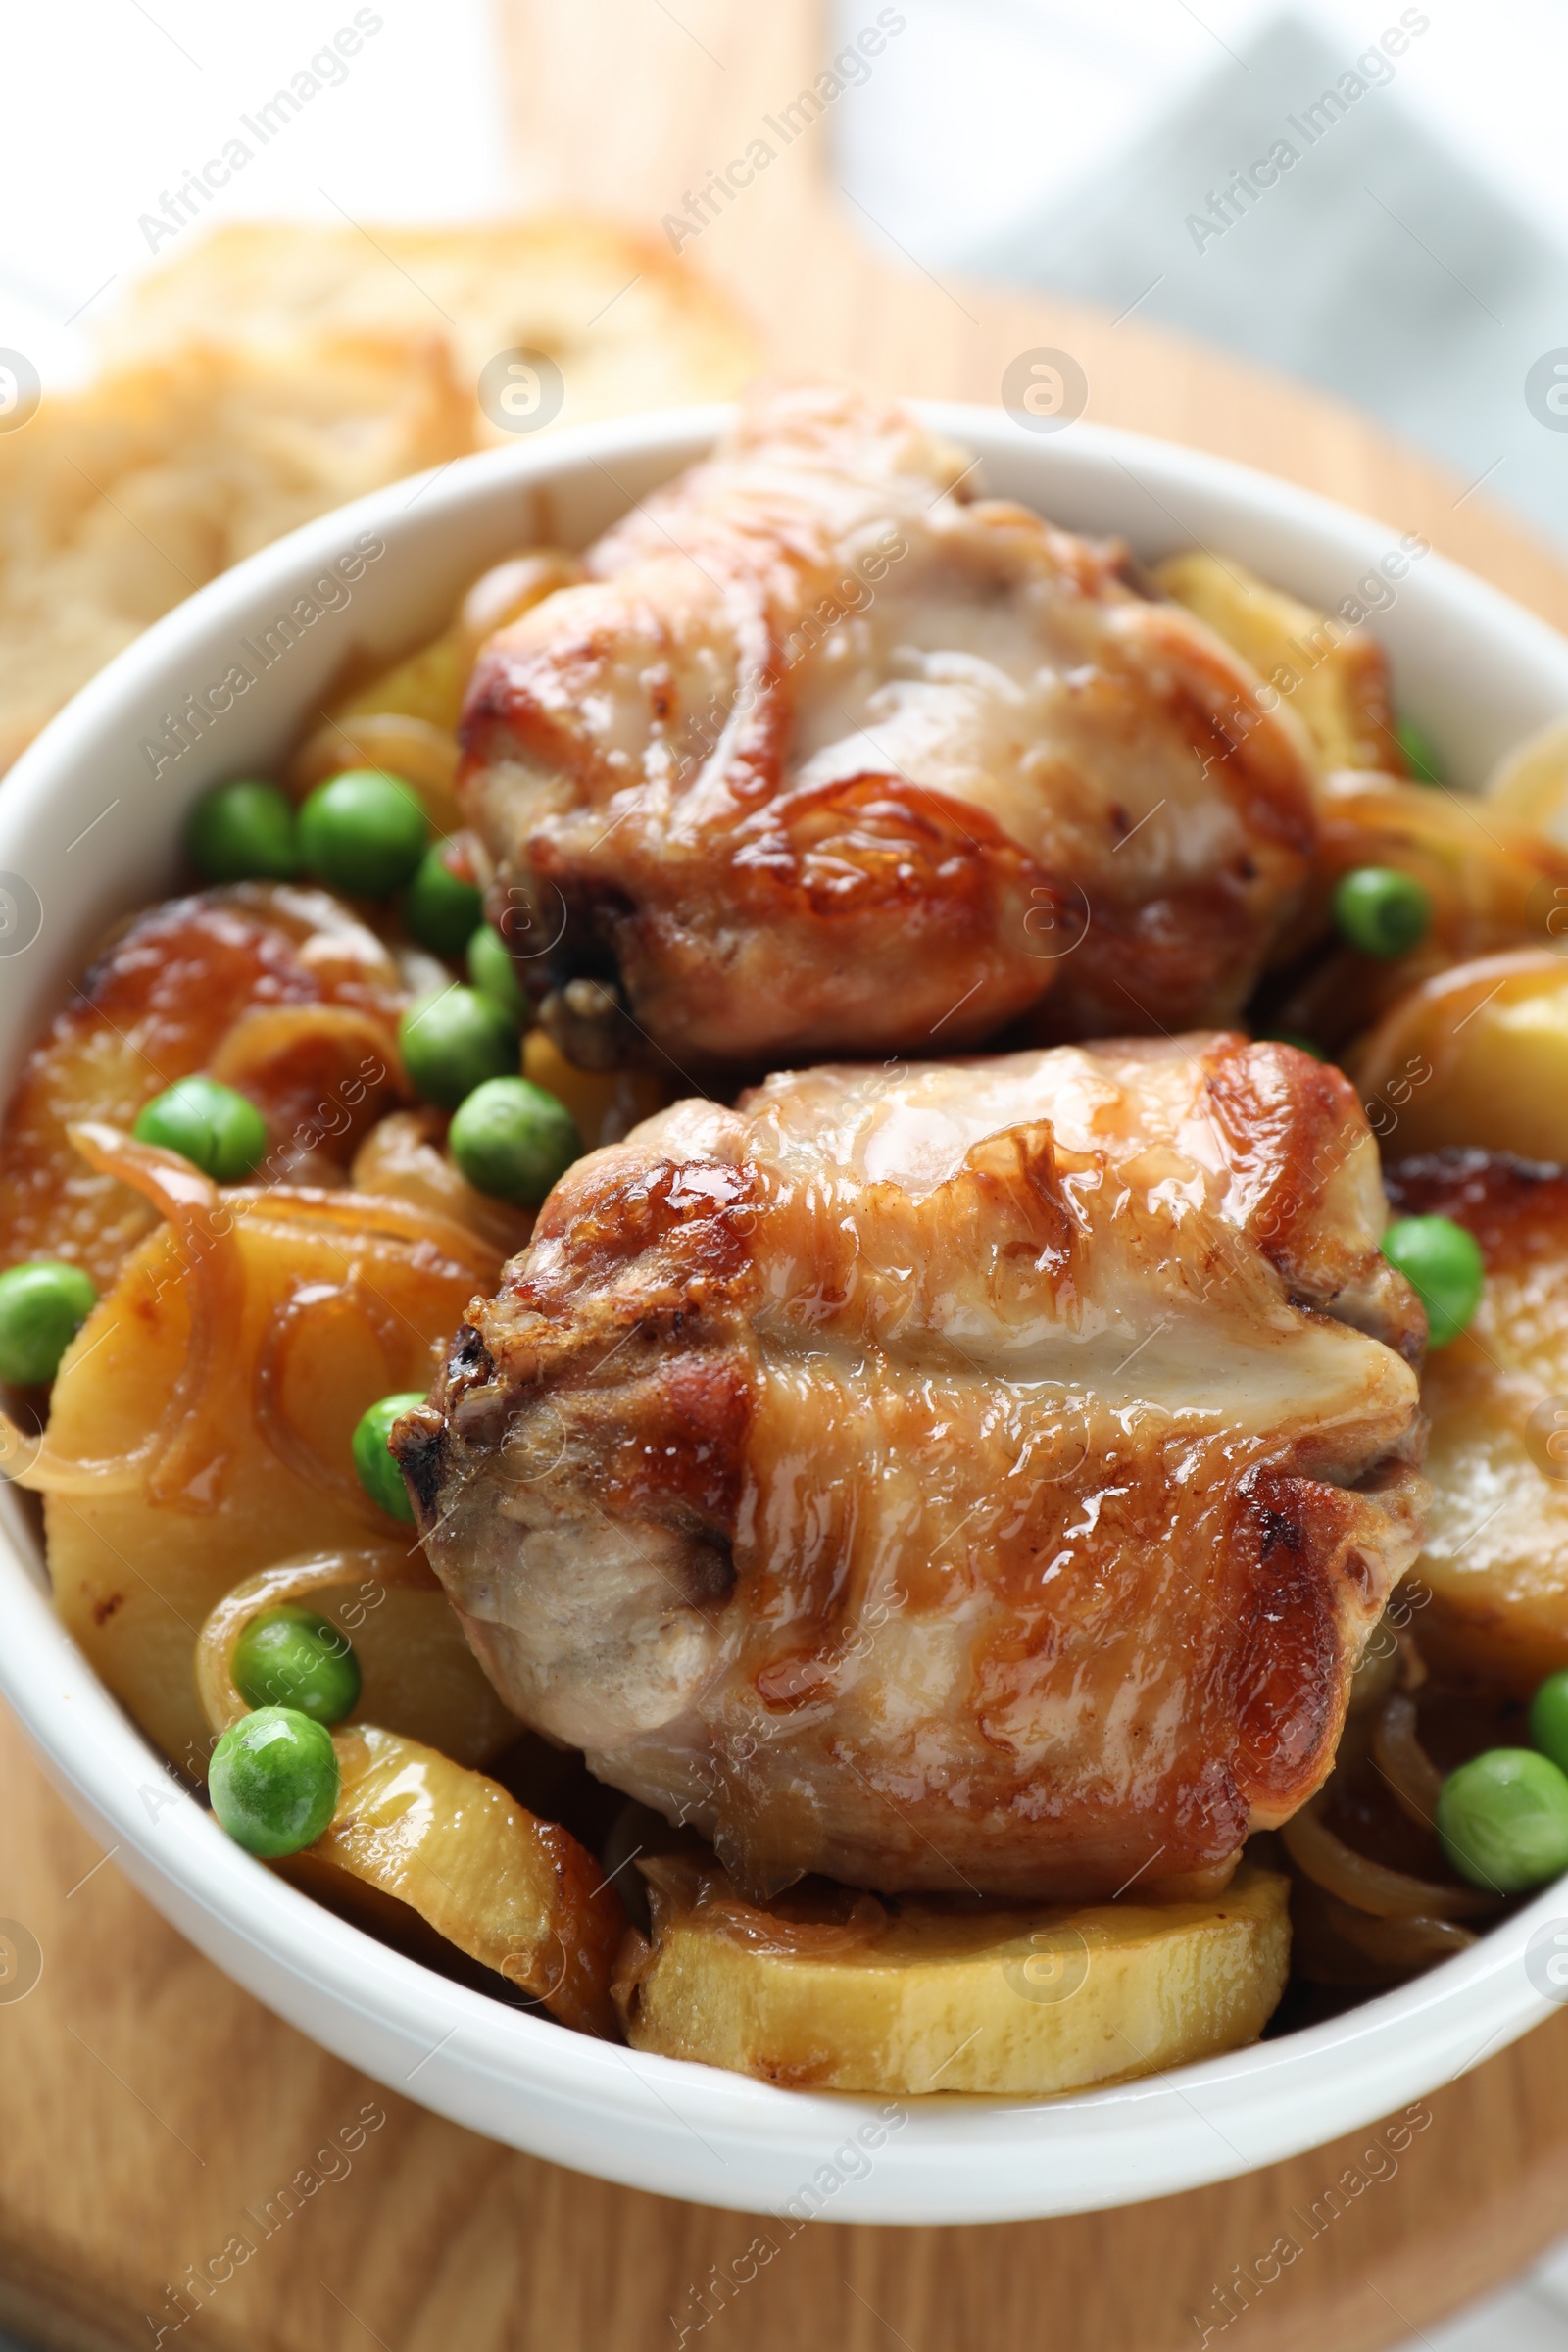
[8,4,1568,2346]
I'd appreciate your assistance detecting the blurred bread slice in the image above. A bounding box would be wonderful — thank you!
[102,217,760,440]
[0,218,758,773]
[0,332,471,773]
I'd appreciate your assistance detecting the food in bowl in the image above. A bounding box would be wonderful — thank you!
[401,1043,1423,1903]
[462,384,1323,1063]
[9,382,1568,2098]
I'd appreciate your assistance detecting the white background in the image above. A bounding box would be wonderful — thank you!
[0,0,512,387]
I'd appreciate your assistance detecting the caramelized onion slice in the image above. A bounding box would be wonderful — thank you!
[197,1554,624,2036]
[221,1181,502,1280]
[1322,1897,1478,1968]
[1290,1872,1480,1985]
[252,1277,408,1519]
[6,1123,245,1499]
[644,1851,889,1957]
[320,1724,625,2037]
[1280,1795,1500,1920]
[1371,1691,1446,1830]
[350,1109,534,1260]
[196,1548,441,1733]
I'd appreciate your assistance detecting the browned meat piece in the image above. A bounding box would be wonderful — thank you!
[398,1037,1427,1902]
[458,384,1318,1071]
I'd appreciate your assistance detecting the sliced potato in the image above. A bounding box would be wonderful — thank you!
[457,552,583,652]
[1386,1151,1568,1690]
[1272,774,1568,1051]
[286,554,585,817]
[1348,952,1568,1161]
[522,1028,673,1152]
[0,884,407,1290]
[24,1127,513,1771]
[322,552,583,738]
[614,1854,1290,2094]
[334,626,473,736]
[1153,550,1396,774]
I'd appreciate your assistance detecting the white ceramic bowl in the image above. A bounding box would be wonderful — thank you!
[5,405,1568,2229]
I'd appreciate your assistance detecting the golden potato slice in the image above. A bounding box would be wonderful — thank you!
[1348,952,1568,1161]
[1385,1151,1568,1690]
[334,627,472,736]
[1152,550,1396,774]
[0,334,472,773]
[614,1855,1290,2095]
[24,1127,513,1772]
[1271,774,1568,1053]
[286,554,585,818]
[0,884,407,1291]
[522,1029,672,1152]
[318,553,583,741]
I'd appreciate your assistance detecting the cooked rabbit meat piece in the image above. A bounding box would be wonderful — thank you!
[459,384,1318,1066]
[398,1036,1427,1902]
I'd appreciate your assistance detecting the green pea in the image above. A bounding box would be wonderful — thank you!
[1531,1672,1568,1776]
[1382,1213,1484,1348]
[351,1390,427,1523]
[449,1077,581,1207]
[0,1260,97,1386]
[467,923,531,1027]
[298,769,427,898]
[403,844,483,958]
[398,986,516,1109]
[185,779,300,882]
[233,1605,361,1726]
[208,1705,340,1858]
[133,1076,268,1182]
[1397,718,1443,786]
[1437,1747,1568,1892]
[1334,865,1433,958]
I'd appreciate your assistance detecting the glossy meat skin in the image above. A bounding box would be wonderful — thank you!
[400,1037,1428,1902]
[459,384,1318,1067]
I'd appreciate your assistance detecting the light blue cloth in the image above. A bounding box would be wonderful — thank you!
[840,6,1568,549]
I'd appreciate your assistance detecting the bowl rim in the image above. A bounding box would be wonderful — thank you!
[4,397,1568,2228]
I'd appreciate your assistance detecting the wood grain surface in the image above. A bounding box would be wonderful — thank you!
[6,2,1568,2346]
[499,0,1568,630]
